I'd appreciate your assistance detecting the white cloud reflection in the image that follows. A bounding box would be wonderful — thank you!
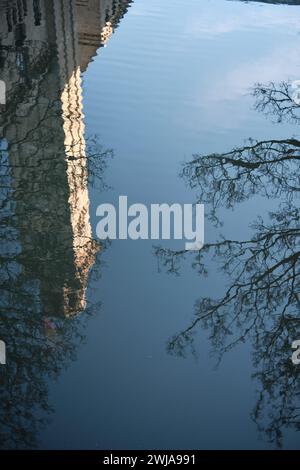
[187,1,300,37]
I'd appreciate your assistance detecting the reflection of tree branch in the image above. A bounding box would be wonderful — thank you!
[183,138,300,220]
[156,80,300,446]
[0,132,107,448]
[253,81,300,124]
[162,207,299,351]
[160,211,300,447]
[0,97,112,450]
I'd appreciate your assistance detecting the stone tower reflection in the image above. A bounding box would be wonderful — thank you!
[0,0,131,317]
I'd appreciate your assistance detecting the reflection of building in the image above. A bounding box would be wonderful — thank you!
[0,0,131,317]
[76,0,132,70]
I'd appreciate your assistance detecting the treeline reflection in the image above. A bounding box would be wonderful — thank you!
[156,81,300,447]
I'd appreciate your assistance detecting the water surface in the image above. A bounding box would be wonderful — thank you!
[0,0,300,450]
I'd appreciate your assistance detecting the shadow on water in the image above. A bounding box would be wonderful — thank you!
[0,0,132,449]
[155,80,300,447]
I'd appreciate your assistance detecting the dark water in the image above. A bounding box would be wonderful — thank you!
[0,0,300,450]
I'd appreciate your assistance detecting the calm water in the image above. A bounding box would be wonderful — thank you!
[0,0,300,450]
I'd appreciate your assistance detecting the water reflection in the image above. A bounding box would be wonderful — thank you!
[0,0,131,449]
[241,1,300,4]
[156,81,300,446]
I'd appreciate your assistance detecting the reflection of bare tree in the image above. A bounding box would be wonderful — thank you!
[156,81,300,447]
[0,92,110,449]
[253,81,300,124]
[0,132,110,448]
[182,137,300,224]
[0,271,98,449]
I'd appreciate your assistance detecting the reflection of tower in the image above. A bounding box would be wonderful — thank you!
[0,0,131,317]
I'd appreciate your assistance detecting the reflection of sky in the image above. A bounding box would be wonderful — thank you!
[188,0,300,36]
[41,0,300,450]
[183,0,300,126]
[84,0,300,149]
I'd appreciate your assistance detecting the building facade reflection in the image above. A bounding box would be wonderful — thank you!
[0,0,131,449]
[0,0,131,317]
